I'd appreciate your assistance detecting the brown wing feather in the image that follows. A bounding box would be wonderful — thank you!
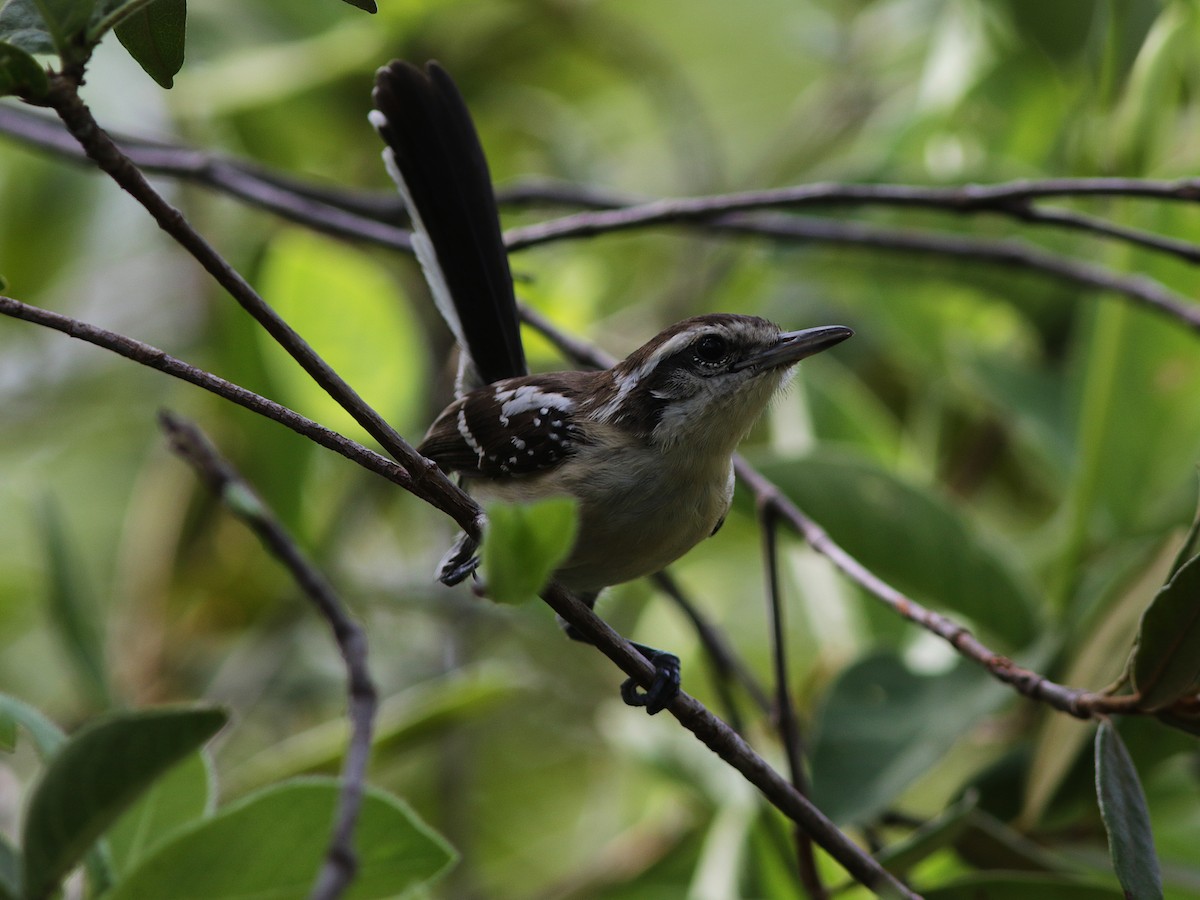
[419,371,601,478]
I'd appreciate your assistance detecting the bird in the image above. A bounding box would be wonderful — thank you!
[370,60,852,714]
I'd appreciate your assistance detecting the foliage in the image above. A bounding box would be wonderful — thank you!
[1,0,1199,898]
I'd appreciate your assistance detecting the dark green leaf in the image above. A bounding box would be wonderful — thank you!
[337,0,376,11]
[754,452,1039,648]
[106,751,212,878]
[1166,491,1200,580]
[953,807,1073,872]
[483,498,578,605]
[31,0,94,61]
[1131,550,1200,710]
[922,872,1124,899]
[105,779,456,899]
[0,833,18,900]
[38,497,112,709]
[113,0,184,88]
[809,654,1007,825]
[0,693,65,758]
[21,706,227,900]
[0,0,56,55]
[0,39,47,97]
[874,791,976,876]
[1095,721,1163,900]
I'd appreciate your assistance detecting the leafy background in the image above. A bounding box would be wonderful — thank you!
[2,0,1200,897]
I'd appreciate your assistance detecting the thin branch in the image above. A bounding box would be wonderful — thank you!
[4,102,1200,334]
[733,459,1145,720]
[0,295,426,506]
[159,413,377,900]
[37,75,479,536]
[539,583,916,899]
[760,507,825,899]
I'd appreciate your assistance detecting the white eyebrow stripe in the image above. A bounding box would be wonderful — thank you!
[593,329,711,422]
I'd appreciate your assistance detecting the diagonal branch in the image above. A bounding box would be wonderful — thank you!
[159,413,377,900]
[36,75,478,536]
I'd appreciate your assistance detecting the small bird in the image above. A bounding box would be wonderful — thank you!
[371,61,852,713]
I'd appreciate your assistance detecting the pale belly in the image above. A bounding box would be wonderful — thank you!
[470,452,735,594]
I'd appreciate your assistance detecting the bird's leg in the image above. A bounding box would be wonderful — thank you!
[559,598,681,715]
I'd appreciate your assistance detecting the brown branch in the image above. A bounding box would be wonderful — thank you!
[539,583,916,898]
[734,459,1145,720]
[0,295,433,517]
[4,102,1199,334]
[36,75,479,537]
[760,507,825,899]
[159,413,377,900]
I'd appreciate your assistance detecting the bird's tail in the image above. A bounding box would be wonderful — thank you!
[370,60,527,388]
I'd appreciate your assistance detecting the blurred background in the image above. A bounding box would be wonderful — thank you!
[2,0,1200,896]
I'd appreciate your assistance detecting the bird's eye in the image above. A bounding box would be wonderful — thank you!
[693,335,729,366]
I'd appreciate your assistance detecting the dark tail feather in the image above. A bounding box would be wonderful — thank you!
[370,60,527,386]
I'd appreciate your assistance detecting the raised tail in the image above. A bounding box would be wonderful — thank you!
[370,60,527,388]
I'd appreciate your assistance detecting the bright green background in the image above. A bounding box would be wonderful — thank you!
[2,0,1200,897]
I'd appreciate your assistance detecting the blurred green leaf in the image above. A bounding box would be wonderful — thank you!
[922,872,1124,899]
[0,0,56,54]
[1131,549,1200,710]
[0,833,18,900]
[755,452,1039,648]
[255,229,428,443]
[106,751,212,878]
[223,665,521,797]
[1095,721,1163,900]
[953,807,1072,873]
[30,0,93,62]
[21,705,226,900]
[38,496,111,709]
[0,694,65,758]
[0,39,47,97]
[482,497,578,605]
[809,654,1006,826]
[106,779,456,899]
[875,790,976,877]
[112,0,184,88]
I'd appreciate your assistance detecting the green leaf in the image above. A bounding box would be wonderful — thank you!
[0,39,47,97]
[21,705,227,900]
[0,0,56,55]
[482,497,579,605]
[1131,550,1200,710]
[921,873,1124,899]
[0,832,19,900]
[223,665,520,797]
[754,452,1040,648]
[1095,721,1163,900]
[255,230,428,444]
[30,0,94,61]
[337,0,376,11]
[0,693,65,758]
[105,779,456,900]
[874,791,977,876]
[38,496,112,709]
[809,654,1007,825]
[105,751,213,878]
[112,0,183,88]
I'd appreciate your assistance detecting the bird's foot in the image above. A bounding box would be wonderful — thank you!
[620,643,681,715]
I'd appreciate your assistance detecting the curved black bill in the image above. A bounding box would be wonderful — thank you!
[733,324,854,372]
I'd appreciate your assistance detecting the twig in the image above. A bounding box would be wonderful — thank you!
[760,507,825,899]
[159,414,377,900]
[4,103,1199,333]
[539,583,917,899]
[734,459,1143,720]
[0,295,426,507]
[37,75,480,537]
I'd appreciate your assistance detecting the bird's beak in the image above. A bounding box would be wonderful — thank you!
[734,325,854,372]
